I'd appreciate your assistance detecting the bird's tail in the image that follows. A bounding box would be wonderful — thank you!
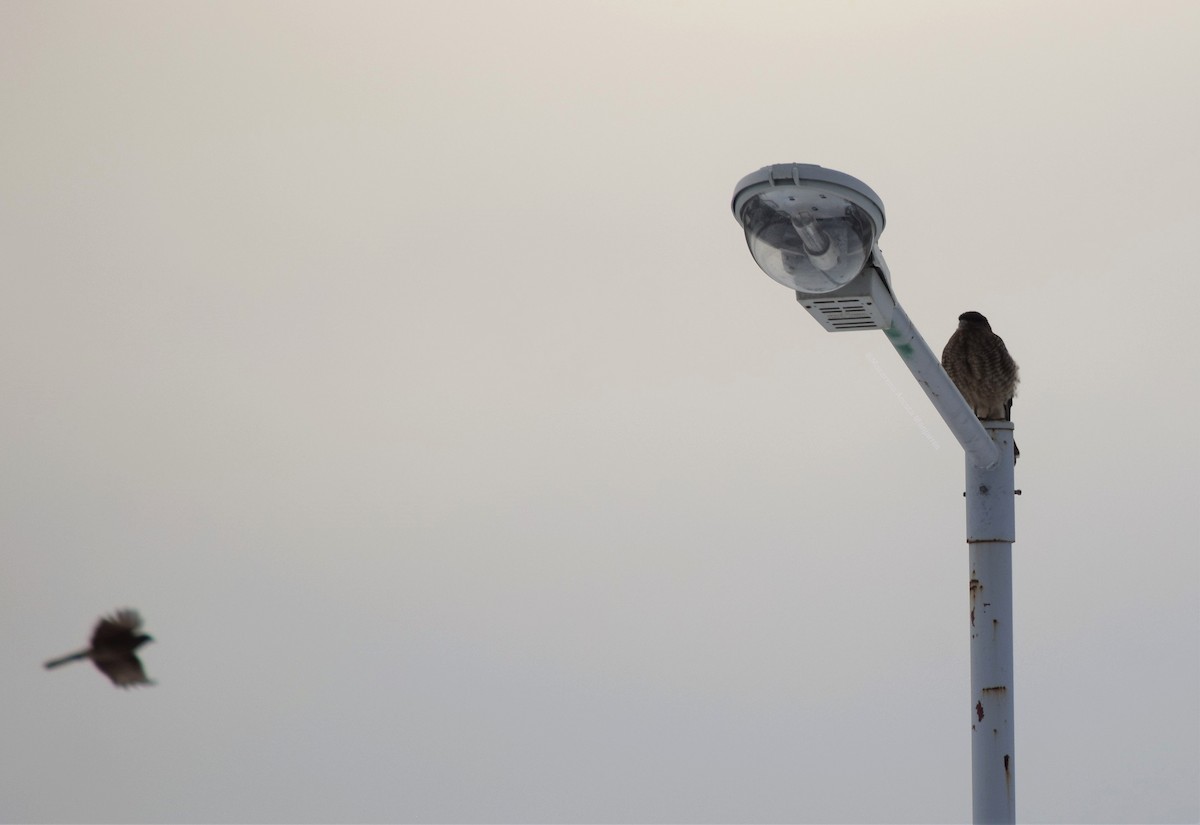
[44,650,89,669]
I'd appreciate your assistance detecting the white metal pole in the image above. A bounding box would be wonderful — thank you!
[882,304,1017,820]
[966,420,1017,824]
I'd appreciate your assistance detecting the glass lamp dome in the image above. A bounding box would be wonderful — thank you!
[732,164,885,294]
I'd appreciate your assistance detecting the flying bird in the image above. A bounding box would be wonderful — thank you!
[44,609,155,688]
[941,310,1020,461]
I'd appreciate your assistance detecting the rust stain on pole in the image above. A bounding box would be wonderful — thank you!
[976,701,984,722]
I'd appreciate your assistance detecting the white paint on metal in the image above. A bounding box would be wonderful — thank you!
[967,422,1017,824]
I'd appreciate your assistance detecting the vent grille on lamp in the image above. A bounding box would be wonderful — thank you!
[793,263,896,332]
[799,296,889,331]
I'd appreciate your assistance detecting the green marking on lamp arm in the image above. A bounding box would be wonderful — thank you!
[884,324,915,358]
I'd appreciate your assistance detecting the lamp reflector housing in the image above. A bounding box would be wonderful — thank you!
[732,164,885,294]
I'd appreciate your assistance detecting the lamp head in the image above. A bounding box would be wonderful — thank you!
[731,164,885,294]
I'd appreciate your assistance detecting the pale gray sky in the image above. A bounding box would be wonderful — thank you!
[2,1,1198,822]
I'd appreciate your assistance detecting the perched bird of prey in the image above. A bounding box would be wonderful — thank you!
[44,609,155,688]
[941,310,1020,461]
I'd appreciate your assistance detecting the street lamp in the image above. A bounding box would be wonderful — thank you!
[732,164,1018,825]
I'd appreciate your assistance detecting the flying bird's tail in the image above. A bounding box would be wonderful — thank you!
[44,650,89,669]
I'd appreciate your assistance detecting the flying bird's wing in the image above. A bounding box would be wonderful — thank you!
[91,609,143,648]
[92,650,153,687]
